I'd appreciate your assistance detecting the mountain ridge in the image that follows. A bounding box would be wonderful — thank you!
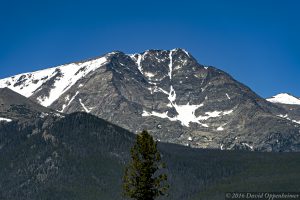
[0,49,300,152]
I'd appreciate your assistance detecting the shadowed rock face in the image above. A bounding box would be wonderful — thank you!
[0,88,57,122]
[0,49,300,151]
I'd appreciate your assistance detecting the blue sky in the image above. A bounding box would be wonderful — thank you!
[0,0,299,97]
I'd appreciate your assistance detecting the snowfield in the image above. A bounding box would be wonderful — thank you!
[0,56,107,107]
[267,93,300,105]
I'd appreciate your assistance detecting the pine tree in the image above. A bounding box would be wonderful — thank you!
[123,130,169,200]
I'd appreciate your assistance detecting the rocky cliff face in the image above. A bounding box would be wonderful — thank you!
[1,49,299,152]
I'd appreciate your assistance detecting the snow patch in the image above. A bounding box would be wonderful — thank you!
[242,143,254,151]
[153,86,169,95]
[166,85,207,127]
[217,123,228,131]
[173,103,205,126]
[217,126,224,131]
[149,86,170,95]
[79,99,92,113]
[168,85,176,102]
[142,110,176,121]
[267,93,300,105]
[181,49,190,57]
[136,54,143,74]
[142,103,209,127]
[197,110,233,121]
[226,93,231,100]
[168,50,175,79]
[220,144,224,150]
[0,117,12,122]
[143,83,234,127]
[277,114,300,125]
[144,72,155,78]
[59,91,79,112]
[223,110,234,115]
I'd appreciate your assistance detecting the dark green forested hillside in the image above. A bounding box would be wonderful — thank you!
[0,112,299,200]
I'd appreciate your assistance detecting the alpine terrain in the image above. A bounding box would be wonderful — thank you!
[1,49,300,152]
[1,50,300,200]
[0,89,300,200]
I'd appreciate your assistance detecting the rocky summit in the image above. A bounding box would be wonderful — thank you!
[0,49,300,152]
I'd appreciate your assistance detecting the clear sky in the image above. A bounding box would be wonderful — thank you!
[0,0,299,98]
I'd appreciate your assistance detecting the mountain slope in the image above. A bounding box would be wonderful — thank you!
[0,88,57,122]
[0,49,300,152]
[0,112,299,200]
[0,56,108,107]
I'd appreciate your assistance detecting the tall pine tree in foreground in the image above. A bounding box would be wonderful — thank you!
[123,130,169,200]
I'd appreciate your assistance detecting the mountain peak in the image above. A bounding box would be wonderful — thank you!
[1,49,300,152]
[130,48,192,57]
[172,47,191,54]
[266,93,300,105]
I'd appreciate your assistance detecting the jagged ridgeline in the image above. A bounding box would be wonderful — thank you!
[0,112,300,200]
[0,49,300,151]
